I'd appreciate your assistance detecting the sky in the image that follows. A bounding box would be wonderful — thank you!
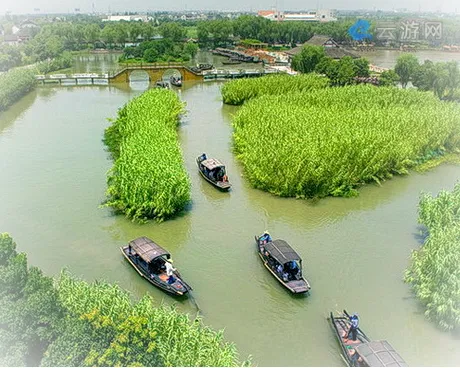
[1,0,458,14]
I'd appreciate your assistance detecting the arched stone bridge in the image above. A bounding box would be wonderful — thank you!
[109,63,203,83]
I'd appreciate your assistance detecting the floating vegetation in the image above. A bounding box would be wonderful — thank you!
[221,73,329,105]
[405,183,460,330]
[104,88,190,222]
[0,68,36,111]
[231,85,460,198]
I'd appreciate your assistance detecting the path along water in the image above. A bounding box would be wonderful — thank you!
[1,53,460,366]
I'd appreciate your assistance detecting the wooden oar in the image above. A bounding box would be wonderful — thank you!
[174,269,202,315]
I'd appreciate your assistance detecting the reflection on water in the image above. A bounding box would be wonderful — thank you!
[0,90,37,135]
[366,49,460,68]
[1,72,460,366]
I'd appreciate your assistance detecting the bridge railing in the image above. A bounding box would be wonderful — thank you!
[109,62,192,78]
[118,62,187,69]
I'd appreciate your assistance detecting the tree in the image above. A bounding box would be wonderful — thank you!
[412,60,458,99]
[412,60,436,91]
[335,56,357,86]
[445,61,460,98]
[197,21,211,45]
[432,63,449,99]
[379,70,399,87]
[101,25,116,48]
[314,56,335,75]
[183,42,199,58]
[394,53,419,88]
[353,57,370,77]
[158,22,186,42]
[0,233,63,366]
[291,45,327,74]
[83,23,101,45]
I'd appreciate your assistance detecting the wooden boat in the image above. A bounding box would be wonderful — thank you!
[170,76,182,87]
[255,233,311,294]
[155,80,170,89]
[198,63,213,70]
[196,153,231,191]
[330,310,408,367]
[222,59,241,65]
[120,237,192,296]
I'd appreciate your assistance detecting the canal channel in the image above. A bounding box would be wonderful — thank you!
[0,51,460,366]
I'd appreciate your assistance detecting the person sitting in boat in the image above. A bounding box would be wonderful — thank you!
[276,263,283,276]
[222,174,229,182]
[287,260,300,280]
[165,259,176,284]
[343,314,359,342]
[259,231,272,244]
[346,346,363,365]
[199,153,207,162]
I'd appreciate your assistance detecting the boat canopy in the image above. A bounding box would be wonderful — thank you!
[201,158,225,171]
[264,239,302,264]
[356,340,408,367]
[129,237,170,263]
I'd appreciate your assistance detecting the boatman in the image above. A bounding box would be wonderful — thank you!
[344,313,359,342]
[165,259,176,284]
[260,231,272,244]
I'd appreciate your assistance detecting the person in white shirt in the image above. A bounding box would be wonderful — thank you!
[165,260,176,284]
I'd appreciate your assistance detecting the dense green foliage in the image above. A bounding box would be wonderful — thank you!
[35,51,73,74]
[291,45,371,86]
[379,69,400,87]
[121,39,198,63]
[412,60,460,99]
[0,68,36,111]
[221,74,330,105]
[120,22,199,63]
[0,233,64,366]
[405,183,460,330]
[0,44,22,72]
[394,53,420,88]
[0,233,247,366]
[104,88,190,222]
[230,86,460,198]
[43,272,246,366]
[291,45,327,74]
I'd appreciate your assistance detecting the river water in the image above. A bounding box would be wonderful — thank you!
[1,51,460,366]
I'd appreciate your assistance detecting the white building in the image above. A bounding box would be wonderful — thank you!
[258,9,337,22]
[102,15,152,22]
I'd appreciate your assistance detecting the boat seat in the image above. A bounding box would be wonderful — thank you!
[158,273,169,281]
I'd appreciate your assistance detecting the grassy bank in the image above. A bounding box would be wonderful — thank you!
[405,183,460,331]
[0,68,37,112]
[231,86,460,198]
[0,233,248,366]
[221,73,329,105]
[104,88,190,222]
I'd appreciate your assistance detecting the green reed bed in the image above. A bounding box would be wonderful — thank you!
[0,68,36,111]
[0,233,247,366]
[405,183,460,330]
[104,88,190,222]
[221,73,329,105]
[231,85,460,198]
[49,271,247,366]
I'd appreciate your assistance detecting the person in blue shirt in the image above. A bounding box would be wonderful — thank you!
[260,231,272,244]
[344,314,360,342]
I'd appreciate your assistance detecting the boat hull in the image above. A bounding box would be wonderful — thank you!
[255,236,311,294]
[329,310,369,367]
[120,246,191,296]
[196,158,232,191]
